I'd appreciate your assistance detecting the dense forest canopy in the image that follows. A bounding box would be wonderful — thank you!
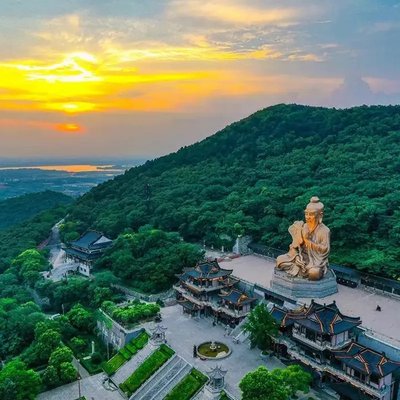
[0,191,72,230]
[62,104,400,277]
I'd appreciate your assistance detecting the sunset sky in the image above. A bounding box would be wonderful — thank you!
[1,0,399,159]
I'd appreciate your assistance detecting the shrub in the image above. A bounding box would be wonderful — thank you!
[103,353,126,376]
[119,345,175,396]
[91,352,102,364]
[164,368,208,400]
[70,337,87,354]
[134,331,149,349]
[120,347,132,361]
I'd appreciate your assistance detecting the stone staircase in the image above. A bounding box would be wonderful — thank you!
[130,354,192,400]
[113,342,157,385]
[229,316,250,344]
[229,316,248,337]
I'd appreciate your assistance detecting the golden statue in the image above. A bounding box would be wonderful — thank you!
[276,197,330,281]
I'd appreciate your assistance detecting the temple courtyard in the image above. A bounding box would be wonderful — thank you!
[223,254,400,348]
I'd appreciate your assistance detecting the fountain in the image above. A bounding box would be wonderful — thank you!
[197,341,231,359]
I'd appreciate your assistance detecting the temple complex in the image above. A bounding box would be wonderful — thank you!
[65,230,112,276]
[271,300,400,400]
[174,259,256,326]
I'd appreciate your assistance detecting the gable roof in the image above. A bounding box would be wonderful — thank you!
[271,301,361,335]
[218,288,255,305]
[71,230,112,250]
[179,260,233,280]
[333,342,400,377]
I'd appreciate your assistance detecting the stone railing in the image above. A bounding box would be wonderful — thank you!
[292,331,352,351]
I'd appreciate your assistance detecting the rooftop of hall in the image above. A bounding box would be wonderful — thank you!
[178,259,233,280]
[271,300,362,335]
[64,247,100,260]
[70,230,113,250]
[332,341,400,377]
[218,288,256,305]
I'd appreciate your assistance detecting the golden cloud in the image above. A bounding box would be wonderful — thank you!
[168,0,304,26]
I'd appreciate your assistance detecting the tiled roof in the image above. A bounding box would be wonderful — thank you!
[333,342,400,377]
[64,247,99,261]
[71,230,112,250]
[178,260,232,280]
[218,288,255,305]
[271,301,361,334]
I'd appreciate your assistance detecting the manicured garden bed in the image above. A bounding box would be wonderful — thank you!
[119,344,175,396]
[164,368,207,400]
[103,331,149,376]
[102,300,160,328]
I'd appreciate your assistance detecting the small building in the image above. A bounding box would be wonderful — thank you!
[271,300,400,400]
[65,230,112,276]
[174,259,256,325]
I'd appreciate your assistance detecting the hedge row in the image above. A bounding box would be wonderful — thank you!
[164,368,208,400]
[103,331,149,376]
[119,344,175,396]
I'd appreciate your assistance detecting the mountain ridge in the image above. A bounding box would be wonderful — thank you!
[63,104,400,276]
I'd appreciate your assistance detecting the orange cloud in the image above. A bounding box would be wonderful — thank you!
[0,118,85,134]
[55,123,85,133]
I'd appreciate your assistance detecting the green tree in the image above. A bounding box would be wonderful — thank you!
[35,329,61,362]
[239,366,289,400]
[59,362,77,383]
[42,365,60,388]
[66,304,95,333]
[49,346,73,369]
[244,304,279,351]
[12,249,49,286]
[271,365,312,397]
[0,360,41,400]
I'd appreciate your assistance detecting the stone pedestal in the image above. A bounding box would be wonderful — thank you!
[271,269,338,299]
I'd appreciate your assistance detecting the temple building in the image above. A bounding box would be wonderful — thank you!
[174,259,256,326]
[271,301,400,400]
[65,230,112,276]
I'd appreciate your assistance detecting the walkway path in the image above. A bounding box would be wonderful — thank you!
[37,373,123,400]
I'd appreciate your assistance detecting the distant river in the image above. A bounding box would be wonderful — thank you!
[0,164,125,173]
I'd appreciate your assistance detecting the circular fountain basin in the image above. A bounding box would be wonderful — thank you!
[197,341,231,359]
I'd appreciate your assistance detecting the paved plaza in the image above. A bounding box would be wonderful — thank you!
[224,254,400,347]
[144,304,283,399]
[37,372,123,400]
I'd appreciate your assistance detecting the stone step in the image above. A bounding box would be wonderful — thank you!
[131,355,191,400]
[154,362,192,399]
[113,342,157,385]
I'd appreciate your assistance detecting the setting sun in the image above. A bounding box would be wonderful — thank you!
[55,123,83,133]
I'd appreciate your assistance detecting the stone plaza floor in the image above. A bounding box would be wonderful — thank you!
[144,304,284,399]
[37,372,123,400]
[224,254,400,347]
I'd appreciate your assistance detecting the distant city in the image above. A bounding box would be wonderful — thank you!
[0,157,148,200]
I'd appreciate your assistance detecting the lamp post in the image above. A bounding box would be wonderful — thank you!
[77,359,81,399]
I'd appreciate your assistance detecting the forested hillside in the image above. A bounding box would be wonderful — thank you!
[63,104,400,277]
[0,191,73,230]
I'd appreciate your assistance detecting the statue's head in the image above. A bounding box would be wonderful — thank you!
[304,196,324,231]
